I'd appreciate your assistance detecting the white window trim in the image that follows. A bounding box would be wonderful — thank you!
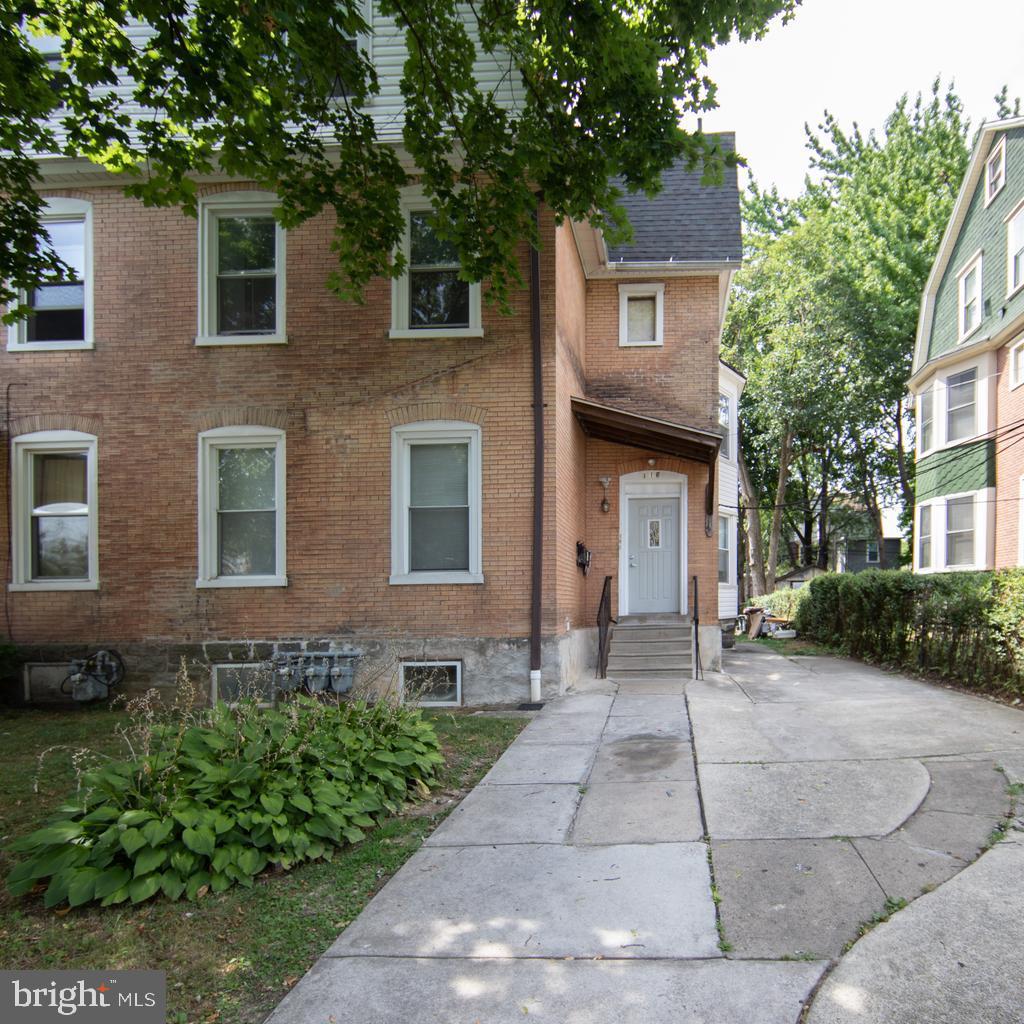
[718,392,734,461]
[390,420,483,585]
[389,191,482,339]
[400,660,462,707]
[1010,335,1024,391]
[618,282,665,347]
[197,425,287,588]
[917,382,937,457]
[945,366,979,445]
[915,489,994,574]
[7,198,94,352]
[196,191,287,346]
[865,540,880,564]
[1006,199,1024,300]
[210,663,275,708]
[9,430,99,591]
[717,513,733,585]
[984,136,1006,208]
[956,251,983,343]
[917,504,932,572]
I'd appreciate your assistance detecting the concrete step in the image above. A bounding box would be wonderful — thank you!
[610,641,691,657]
[612,626,692,643]
[606,657,693,673]
[612,667,693,680]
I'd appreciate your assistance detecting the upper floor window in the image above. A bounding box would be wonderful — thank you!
[718,393,732,460]
[865,540,880,564]
[7,198,93,352]
[197,192,286,346]
[618,283,664,347]
[1008,202,1024,298]
[10,431,98,591]
[946,368,977,443]
[197,426,287,587]
[390,421,483,584]
[984,137,1006,207]
[957,253,982,341]
[390,203,482,338]
[918,386,934,453]
[1010,336,1024,391]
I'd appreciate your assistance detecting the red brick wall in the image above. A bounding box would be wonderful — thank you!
[1,186,547,645]
[995,341,1024,567]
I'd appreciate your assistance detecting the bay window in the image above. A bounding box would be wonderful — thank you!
[945,496,974,568]
[945,368,977,443]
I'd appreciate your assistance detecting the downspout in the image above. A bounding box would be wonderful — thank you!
[529,205,544,703]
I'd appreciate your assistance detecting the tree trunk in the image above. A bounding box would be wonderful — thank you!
[766,426,793,593]
[738,443,768,598]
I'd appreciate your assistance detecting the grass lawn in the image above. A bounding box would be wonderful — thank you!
[0,705,526,1024]
[736,635,833,657]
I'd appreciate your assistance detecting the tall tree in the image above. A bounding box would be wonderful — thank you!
[1,0,795,318]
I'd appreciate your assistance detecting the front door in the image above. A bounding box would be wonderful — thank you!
[627,497,680,614]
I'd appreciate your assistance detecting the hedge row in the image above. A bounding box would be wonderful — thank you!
[793,569,1024,697]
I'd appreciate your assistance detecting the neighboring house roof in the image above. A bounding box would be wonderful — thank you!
[719,356,746,382]
[911,114,1024,385]
[606,134,742,266]
[776,565,827,583]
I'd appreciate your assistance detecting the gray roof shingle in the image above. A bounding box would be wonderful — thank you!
[606,133,741,265]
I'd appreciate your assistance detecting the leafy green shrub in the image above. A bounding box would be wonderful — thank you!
[794,568,1024,697]
[0,642,17,683]
[6,694,442,909]
[757,587,810,622]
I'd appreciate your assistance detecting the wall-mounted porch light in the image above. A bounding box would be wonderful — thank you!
[598,476,612,513]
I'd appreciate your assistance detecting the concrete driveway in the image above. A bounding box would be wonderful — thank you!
[268,645,1024,1024]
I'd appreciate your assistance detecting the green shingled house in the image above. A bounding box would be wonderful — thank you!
[909,116,1024,572]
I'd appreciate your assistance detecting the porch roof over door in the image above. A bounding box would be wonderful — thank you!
[571,397,722,465]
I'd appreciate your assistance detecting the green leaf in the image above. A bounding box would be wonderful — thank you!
[24,822,85,847]
[119,809,156,828]
[210,871,232,893]
[342,826,365,844]
[236,849,267,877]
[120,828,147,856]
[260,792,284,816]
[67,867,101,908]
[161,871,186,901]
[172,806,201,829]
[185,870,212,901]
[182,827,215,856]
[291,793,313,815]
[141,819,174,847]
[100,884,131,907]
[43,871,72,909]
[134,846,168,877]
[94,867,131,900]
[129,873,162,904]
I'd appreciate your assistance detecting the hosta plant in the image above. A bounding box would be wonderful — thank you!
[6,693,442,909]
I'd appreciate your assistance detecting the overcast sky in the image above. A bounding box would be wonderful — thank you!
[695,0,1024,198]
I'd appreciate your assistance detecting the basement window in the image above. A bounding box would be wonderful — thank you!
[401,661,462,706]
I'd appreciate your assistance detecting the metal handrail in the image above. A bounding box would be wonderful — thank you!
[692,574,703,680]
[596,575,615,679]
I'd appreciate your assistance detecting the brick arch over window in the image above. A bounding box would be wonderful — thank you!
[8,413,101,437]
[194,407,293,433]
[386,402,488,428]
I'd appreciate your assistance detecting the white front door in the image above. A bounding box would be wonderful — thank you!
[627,497,680,614]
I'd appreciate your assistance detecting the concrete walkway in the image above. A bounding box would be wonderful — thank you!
[268,646,1024,1024]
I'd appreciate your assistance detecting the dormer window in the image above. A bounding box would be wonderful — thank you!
[957,253,982,341]
[984,137,1006,207]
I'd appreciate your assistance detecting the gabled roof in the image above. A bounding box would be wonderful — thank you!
[606,133,742,266]
[911,115,1024,384]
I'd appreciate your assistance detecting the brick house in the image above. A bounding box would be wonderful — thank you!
[3,23,741,706]
[909,116,1024,573]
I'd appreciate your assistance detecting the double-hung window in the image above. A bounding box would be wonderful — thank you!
[717,516,731,584]
[197,427,287,587]
[865,540,880,564]
[1010,337,1024,390]
[198,192,285,345]
[945,496,974,568]
[918,387,934,453]
[10,431,98,590]
[391,203,482,337]
[8,198,92,351]
[957,254,983,341]
[390,422,482,584]
[985,137,1006,206]
[918,505,932,570]
[718,393,732,460]
[945,368,977,443]
[1008,203,1024,298]
[618,283,665,347]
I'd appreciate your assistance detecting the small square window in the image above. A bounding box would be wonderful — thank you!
[197,192,286,346]
[647,518,662,549]
[401,661,461,706]
[618,283,664,347]
[212,663,275,706]
[985,137,1006,206]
